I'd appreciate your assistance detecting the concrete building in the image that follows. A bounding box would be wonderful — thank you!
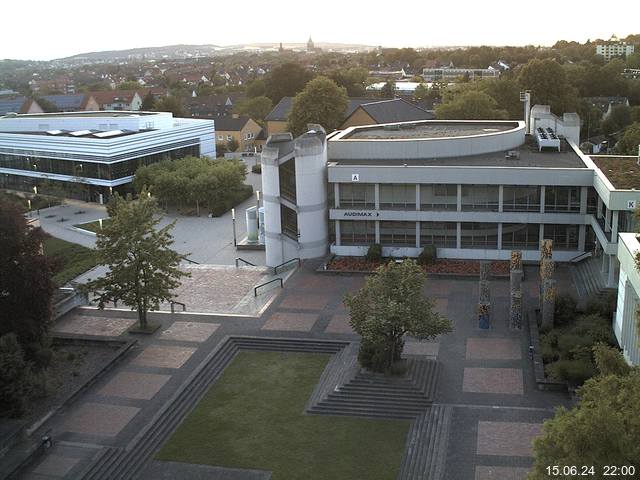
[215,116,262,152]
[615,232,640,365]
[0,111,215,202]
[422,68,499,81]
[596,40,635,62]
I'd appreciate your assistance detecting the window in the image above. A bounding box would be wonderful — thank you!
[587,187,598,215]
[420,222,457,248]
[340,221,376,245]
[544,186,580,213]
[544,224,579,250]
[339,183,375,209]
[461,223,498,248]
[379,184,415,210]
[217,135,223,141]
[502,223,539,250]
[281,205,298,240]
[380,221,416,246]
[461,185,499,211]
[503,186,540,212]
[420,184,457,210]
[226,135,232,141]
[279,158,296,203]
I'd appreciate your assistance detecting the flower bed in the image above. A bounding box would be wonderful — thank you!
[326,257,509,276]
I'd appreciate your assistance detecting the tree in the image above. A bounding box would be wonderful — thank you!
[287,76,349,137]
[616,123,640,155]
[245,78,267,98]
[85,193,189,330]
[0,204,55,362]
[264,63,314,104]
[344,260,453,373]
[529,368,640,478]
[593,343,631,376]
[380,80,395,99]
[329,67,369,97]
[140,91,156,110]
[216,142,228,157]
[118,81,141,90]
[436,90,509,120]
[35,97,59,113]
[0,333,37,418]
[153,96,185,117]
[227,137,240,152]
[518,58,579,115]
[234,96,273,125]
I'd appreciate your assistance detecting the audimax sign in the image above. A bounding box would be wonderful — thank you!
[342,211,380,217]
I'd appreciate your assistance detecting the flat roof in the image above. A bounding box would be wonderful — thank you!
[330,136,586,169]
[591,155,640,189]
[1,111,158,119]
[342,121,518,140]
[0,129,150,139]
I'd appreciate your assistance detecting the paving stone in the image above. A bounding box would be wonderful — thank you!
[278,293,330,310]
[324,314,355,334]
[62,403,140,437]
[463,368,524,394]
[404,341,440,357]
[159,321,219,342]
[466,338,522,360]
[32,454,80,477]
[475,466,530,480]
[261,312,319,332]
[52,315,135,337]
[476,421,542,457]
[98,371,171,400]
[132,345,196,369]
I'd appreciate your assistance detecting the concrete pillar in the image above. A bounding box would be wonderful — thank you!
[374,183,380,210]
[612,211,619,242]
[601,252,608,274]
[608,255,616,288]
[540,186,546,213]
[578,224,586,251]
[415,184,420,211]
[509,289,523,330]
[261,142,285,267]
[605,208,611,232]
[597,197,603,219]
[539,224,545,246]
[416,221,420,248]
[334,183,340,208]
[335,220,341,246]
[457,184,462,212]
[497,223,503,250]
[375,220,380,244]
[580,186,588,215]
[498,185,504,213]
[456,222,461,249]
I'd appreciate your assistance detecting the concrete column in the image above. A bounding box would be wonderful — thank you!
[456,222,461,249]
[416,222,420,248]
[539,223,545,246]
[415,184,420,211]
[498,185,504,213]
[374,184,380,210]
[580,186,588,215]
[578,224,586,251]
[540,186,545,213]
[608,255,616,288]
[497,223,503,250]
[602,252,609,274]
[605,208,611,232]
[457,184,462,212]
[334,183,340,208]
[335,220,341,246]
[612,211,619,242]
[597,197,603,219]
[375,220,380,244]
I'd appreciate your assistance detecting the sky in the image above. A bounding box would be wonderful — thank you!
[3,0,639,61]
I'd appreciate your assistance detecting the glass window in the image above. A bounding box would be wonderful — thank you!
[280,204,298,240]
[461,222,498,248]
[340,220,376,245]
[380,221,416,246]
[544,186,580,213]
[338,183,375,209]
[502,223,540,250]
[503,186,540,212]
[420,222,457,248]
[278,158,296,203]
[544,224,579,250]
[379,184,415,210]
[461,185,499,211]
[587,187,598,215]
[420,184,457,210]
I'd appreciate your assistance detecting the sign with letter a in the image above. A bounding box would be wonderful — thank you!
[351,173,360,182]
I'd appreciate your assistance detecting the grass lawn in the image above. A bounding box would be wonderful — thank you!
[73,218,111,233]
[43,237,99,285]
[157,351,410,479]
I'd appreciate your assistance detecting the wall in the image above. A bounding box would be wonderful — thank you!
[340,108,376,129]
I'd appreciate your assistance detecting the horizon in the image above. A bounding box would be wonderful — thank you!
[2,0,638,61]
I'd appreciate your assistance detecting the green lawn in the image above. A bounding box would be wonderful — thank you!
[43,237,99,285]
[157,351,410,480]
[73,218,111,233]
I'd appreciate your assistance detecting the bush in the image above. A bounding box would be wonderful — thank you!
[357,337,404,374]
[251,164,262,174]
[570,314,615,345]
[365,244,383,263]
[210,184,253,217]
[0,334,36,418]
[545,358,597,385]
[584,291,617,319]
[417,245,437,266]
[554,293,577,326]
[593,343,631,376]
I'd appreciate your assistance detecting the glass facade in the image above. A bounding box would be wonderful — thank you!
[380,221,416,246]
[502,223,540,249]
[379,184,415,210]
[544,186,580,213]
[339,183,375,209]
[340,220,376,245]
[503,186,540,212]
[420,222,457,248]
[461,222,499,248]
[278,158,296,203]
[280,204,298,240]
[420,184,457,210]
[461,185,499,211]
[544,224,579,250]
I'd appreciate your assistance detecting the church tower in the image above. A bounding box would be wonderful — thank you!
[307,36,314,52]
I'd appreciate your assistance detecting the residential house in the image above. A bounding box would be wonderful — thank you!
[0,96,43,116]
[185,94,243,118]
[340,98,435,129]
[215,116,262,152]
[596,37,635,62]
[41,94,99,112]
[584,96,630,119]
[90,91,143,111]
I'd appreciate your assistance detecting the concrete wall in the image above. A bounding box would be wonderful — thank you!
[616,232,640,365]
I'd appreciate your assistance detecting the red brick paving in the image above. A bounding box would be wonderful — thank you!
[462,367,524,395]
[476,421,542,456]
[466,338,522,360]
[261,312,319,332]
[99,372,171,400]
[324,314,355,334]
[62,403,140,437]
[279,292,330,310]
[475,466,530,480]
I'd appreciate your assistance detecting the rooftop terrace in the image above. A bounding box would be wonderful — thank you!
[591,155,640,190]
[341,121,519,140]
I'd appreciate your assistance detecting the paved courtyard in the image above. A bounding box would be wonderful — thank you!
[18,262,575,480]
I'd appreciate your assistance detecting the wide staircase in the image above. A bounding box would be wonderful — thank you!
[570,255,616,303]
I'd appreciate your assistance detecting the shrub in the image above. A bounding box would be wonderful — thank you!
[365,243,383,263]
[593,343,631,376]
[554,293,577,326]
[545,358,597,385]
[210,184,253,217]
[570,314,615,345]
[540,334,559,363]
[358,338,392,372]
[584,291,617,319]
[417,245,437,266]
[0,334,36,418]
[556,333,593,359]
[251,164,262,174]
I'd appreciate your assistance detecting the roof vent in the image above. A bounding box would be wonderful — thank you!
[383,124,400,131]
[505,150,520,159]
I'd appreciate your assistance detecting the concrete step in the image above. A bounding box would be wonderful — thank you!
[325,394,430,409]
[336,386,430,399]
[308,404,419,419]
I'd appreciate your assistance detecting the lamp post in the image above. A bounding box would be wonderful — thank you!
[255,190,260,239]
[99,218,103,231]
[231,208,237,247]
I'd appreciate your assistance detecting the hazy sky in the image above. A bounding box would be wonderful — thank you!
[3,0,639,60]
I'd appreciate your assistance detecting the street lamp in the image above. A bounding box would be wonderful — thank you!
[231,208,237,246]
[33,185,38,195]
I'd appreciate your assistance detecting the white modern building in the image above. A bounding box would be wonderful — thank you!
[0,111,215,202]
[422,68,499,82]
[615,232,640,365]
[596,41,635,62]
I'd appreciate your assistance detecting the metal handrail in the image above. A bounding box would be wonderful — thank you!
[181,256,200,265]
[170,300,186,313]
[569,251,592,263]
[273,257,301,275]
[235,257,256,267]
[254,278,283,296]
